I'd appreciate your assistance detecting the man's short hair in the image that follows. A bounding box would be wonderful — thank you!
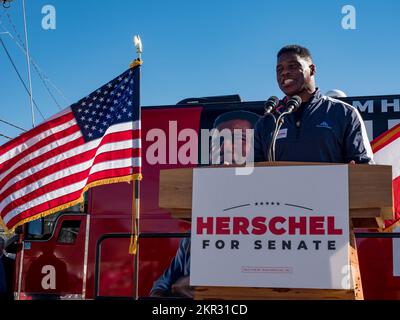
[277,45,313,61]
[213,110,260,129]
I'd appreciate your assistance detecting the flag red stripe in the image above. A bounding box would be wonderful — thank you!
[1,149,135,215]
[1,124,140,176]
[0,129,139,192]
[0,136,85,191]
[6,167,132,228]
[0,142,140,204]
[0,130,137,197]
[0,148,140,206]
[0,125,81,172]
[0,112,75,157]
[1,66,143,231]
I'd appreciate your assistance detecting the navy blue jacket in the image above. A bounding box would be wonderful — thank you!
[0,255,13,299]
[150,238,191,296]
[254,90,374,163]
[0,257,6,295]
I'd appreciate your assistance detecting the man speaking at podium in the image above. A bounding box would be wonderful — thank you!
[254,45,374,164]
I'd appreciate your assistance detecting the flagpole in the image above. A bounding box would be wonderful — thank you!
[132,35,142,300]
[22,0,35,127]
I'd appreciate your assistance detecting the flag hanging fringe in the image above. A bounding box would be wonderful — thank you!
[129,234,138,255]
[1,174,141,233]
[0,63,142,232]
[129,180,139,255]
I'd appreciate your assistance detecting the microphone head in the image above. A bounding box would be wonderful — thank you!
[287,95,302,112]
[264,96,280,114]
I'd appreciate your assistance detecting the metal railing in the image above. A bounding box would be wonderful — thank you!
[94,232,190,300]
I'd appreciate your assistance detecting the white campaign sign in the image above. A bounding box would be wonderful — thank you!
[190,165,350,289]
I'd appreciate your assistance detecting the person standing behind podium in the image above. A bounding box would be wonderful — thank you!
[150,111,260,298]
[0,237,14,300]
[254,44,373,164]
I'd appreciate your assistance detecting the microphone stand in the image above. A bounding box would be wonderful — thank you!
[264,102,278,162]
[268,111,291,162]
[267,95,301,162]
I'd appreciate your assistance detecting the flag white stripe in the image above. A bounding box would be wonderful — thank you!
[0,130,83,182]
[0,121,139,183]
[373,138,400,179]
[45,106,71,122]
[0,117,77,164]
[0,136,140,195]
[0,139,135,211]
[3,157,139,224]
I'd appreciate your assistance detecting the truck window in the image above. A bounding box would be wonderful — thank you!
[25,193,87,241]
[57,220,81,244]
[25,212,61,241]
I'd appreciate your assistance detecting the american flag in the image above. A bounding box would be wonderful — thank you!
[0,63,141,232]
[372,123,400,228]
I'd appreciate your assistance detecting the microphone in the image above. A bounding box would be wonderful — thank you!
[264,96,280,115]
[267,96,302,162]
[285,95,302,113]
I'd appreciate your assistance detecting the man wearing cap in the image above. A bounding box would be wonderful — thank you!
[150,110,260,298]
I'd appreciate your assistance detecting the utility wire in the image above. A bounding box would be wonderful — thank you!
[0,25,64,110]
[0,37,45,120]
[4,13,69,108]
[0,132,12,140]
[0,118,26,131]
[5,22,63,110]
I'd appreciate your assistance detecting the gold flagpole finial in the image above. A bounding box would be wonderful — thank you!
[133,35,142,60]
[130,35,143,68]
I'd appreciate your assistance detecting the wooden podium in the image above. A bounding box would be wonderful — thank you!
[159,162,393,300]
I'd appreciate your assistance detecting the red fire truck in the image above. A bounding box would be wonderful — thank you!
[7,93,400,300]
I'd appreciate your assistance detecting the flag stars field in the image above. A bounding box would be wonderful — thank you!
[0,64,142,231]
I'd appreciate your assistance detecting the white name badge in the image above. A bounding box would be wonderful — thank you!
[276,128,288,140]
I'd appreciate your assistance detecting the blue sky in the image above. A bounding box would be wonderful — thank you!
[0,0,399,143]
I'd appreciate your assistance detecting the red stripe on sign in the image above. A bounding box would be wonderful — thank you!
[372,124,400,153]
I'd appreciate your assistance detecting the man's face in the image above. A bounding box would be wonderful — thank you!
[212,119,253,164]
[276,52,315,97]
